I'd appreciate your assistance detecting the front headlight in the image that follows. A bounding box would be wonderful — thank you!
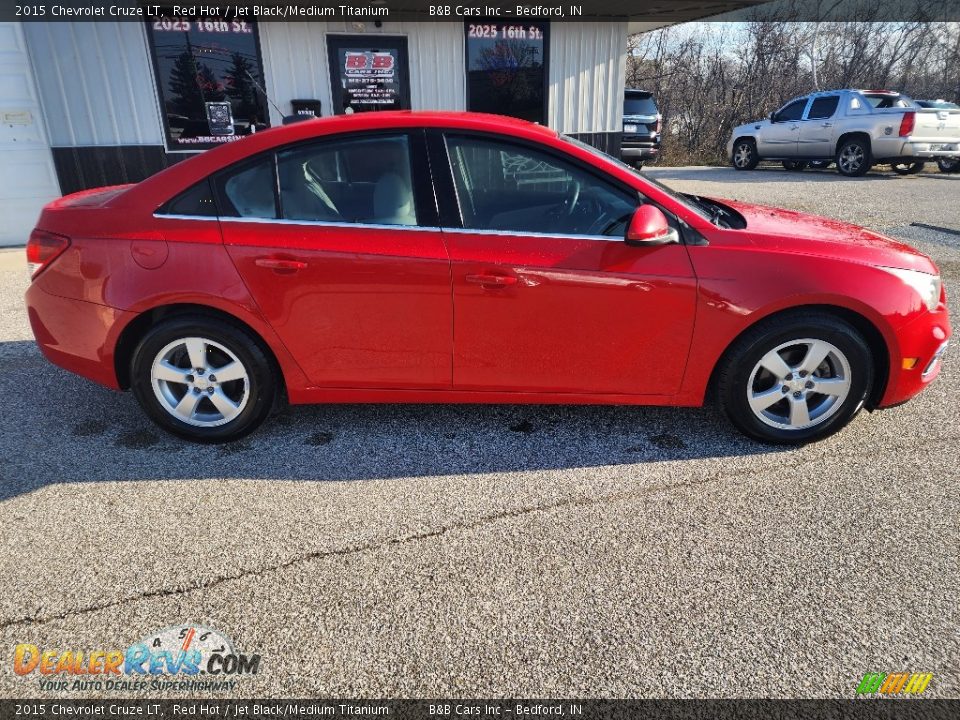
[881,266,942,312]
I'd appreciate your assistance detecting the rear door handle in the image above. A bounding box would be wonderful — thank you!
[254,257,307,273]
[465,273,518,288]
[822,122,833,127]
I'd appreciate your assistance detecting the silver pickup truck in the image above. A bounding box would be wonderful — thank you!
[727,89,960,176]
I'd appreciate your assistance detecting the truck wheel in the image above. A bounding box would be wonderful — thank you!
[937,158,960,173]
[836,138,872,177]
[732,139,759,170]
[782,160,808,171]
[891,161,925,175]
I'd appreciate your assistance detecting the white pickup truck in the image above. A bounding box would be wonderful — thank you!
[727,89,960,176]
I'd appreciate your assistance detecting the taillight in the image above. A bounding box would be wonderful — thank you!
[26,229,70,279]
[656,115,662,134]
[898,111,915,137]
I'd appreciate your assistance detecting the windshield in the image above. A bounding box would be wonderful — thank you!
[624,95,657,116]
[560,134,711,221]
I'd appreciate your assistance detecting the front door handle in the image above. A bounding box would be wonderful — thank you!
[822,122,833,127]
[254,257,308,274]
[465,273,518,288]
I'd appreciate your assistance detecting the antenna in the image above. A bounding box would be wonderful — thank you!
[244,69,285,119]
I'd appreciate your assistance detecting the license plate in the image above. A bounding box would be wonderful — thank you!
[624,124,637,133]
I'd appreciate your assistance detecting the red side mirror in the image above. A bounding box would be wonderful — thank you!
[625,205,677,245]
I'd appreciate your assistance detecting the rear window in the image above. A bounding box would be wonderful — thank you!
[624,94,657,116]
[863,93,912,109]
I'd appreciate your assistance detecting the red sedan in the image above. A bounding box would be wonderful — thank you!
[25,112,950,444]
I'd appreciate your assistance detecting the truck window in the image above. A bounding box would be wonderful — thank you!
[807,96,840,120]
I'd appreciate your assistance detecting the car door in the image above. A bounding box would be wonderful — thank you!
[433,132,697,396]
[757,98,808,157]
[218,130,453,390]
[798,95,840,158]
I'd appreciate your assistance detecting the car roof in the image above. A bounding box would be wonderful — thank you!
[117,111,558,209]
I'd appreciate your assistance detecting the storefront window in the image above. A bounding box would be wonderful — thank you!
[147,18,270,151]
[326,35,411,115]
[465,21,548,124]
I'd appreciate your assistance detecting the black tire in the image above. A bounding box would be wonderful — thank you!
[731,138,760,170]
[937,158,960,173]
[130,316,277,443]
[633,161,645,170]
[808,160,832,170]
[782,160,808,171]
[891,161,925,175]
[835,137,872,177]
[715,312,874,444]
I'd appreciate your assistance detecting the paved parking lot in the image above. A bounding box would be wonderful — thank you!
[0,167,957,698]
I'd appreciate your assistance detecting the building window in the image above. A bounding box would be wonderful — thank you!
[465,21,548,124]
[147,18,270,151]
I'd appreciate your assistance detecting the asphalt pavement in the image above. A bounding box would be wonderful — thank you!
[0,166,957,698]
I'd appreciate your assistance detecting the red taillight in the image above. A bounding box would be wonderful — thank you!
[26,229,70,279]
[899,111,916,137]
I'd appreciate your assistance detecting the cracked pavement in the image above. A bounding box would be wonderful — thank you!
[0,166,958,698]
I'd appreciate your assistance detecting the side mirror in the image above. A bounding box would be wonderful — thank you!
[625,205,679,246]
[769,111,778,122]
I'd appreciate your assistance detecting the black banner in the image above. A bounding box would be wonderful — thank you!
[4,0,960,23]
[1,701,960,720]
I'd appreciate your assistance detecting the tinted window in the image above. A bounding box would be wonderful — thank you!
[147,17,270,151]
[277,135,417,225]
[775,99,807,122]
[807,96,839,120]
[446,136,636,237]
[160,180,217,217]
[624,94,657,116]
[216,157,277,219]
[863,93,912,108]
[465,22,547,123]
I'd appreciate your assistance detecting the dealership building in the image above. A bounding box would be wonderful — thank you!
[0,3,757,246]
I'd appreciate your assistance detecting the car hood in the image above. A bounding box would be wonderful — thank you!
[718,199,939,274]
[732,119,772,134]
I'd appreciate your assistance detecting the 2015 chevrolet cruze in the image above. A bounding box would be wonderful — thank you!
[25,112,950,443]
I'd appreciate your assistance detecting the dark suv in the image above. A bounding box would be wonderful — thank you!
[621,90,661,168]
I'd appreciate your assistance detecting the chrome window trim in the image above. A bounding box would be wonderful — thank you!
[152,213,622,241]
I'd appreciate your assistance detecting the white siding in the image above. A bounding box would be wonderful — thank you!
[0,22,60,246]
[260,21,465,126]
[549,22,627,135]
[22,21,163,147]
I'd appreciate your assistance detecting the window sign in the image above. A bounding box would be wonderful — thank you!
[147,18,269,150]
[327,36,411,114]
[465,21,549,124]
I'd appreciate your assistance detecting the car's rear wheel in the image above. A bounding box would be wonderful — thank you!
[732,139,760,170]
[891,161,925,175]
[782,160,808,171]
[937,158,960,173]
[716,313,873,444]
[836,137,872,176]
[131,317,276,443]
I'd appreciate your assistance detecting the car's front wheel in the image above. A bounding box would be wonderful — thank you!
[716,313,873,444]
[732,139,760,170]
[937,158,960,173]
[131,317,276,443]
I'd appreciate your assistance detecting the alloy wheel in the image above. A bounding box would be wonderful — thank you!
[734,143,754,168]
[746,338,852,431]
[838,145,864,174]
[150,336,250,427]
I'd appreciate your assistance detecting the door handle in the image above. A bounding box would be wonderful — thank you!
[822,122,833,127]
[465,273,518,288]
[254,257,307,273]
